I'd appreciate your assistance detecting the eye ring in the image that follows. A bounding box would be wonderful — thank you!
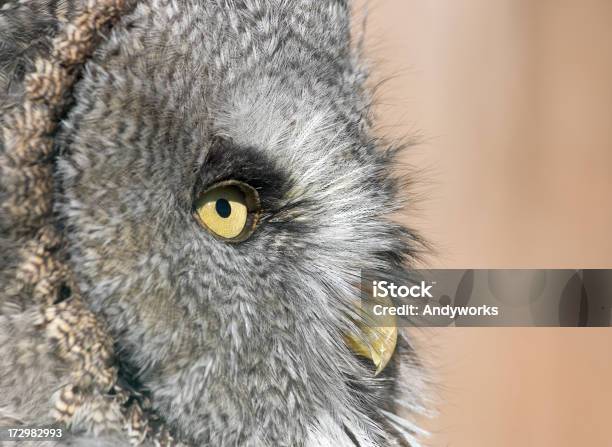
[193,180,261,243]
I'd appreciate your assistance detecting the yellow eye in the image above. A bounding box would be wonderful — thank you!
[193,180,260,242]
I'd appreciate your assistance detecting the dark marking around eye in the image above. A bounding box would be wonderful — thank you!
[216,198,231,218]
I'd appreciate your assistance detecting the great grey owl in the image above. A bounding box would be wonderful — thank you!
[0,0,429,446]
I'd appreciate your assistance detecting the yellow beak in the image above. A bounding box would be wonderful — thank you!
[344,297,398,375]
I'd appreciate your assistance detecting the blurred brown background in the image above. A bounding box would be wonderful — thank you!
[354,1,612,446]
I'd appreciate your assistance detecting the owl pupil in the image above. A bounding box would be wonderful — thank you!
[215,198,231,218]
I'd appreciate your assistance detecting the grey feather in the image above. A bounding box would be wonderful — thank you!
[0,1,430,445]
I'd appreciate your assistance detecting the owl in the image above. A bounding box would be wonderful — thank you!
[0,0,429,446]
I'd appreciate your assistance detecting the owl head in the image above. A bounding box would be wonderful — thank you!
[57,0,426,445]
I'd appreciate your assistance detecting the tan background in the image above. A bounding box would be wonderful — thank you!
[355,1,612,446]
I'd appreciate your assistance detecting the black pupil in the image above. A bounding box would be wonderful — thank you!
[215,198,232,218]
